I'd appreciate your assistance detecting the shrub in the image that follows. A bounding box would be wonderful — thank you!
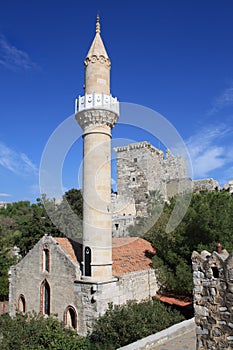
[0,312,88,350]
[88,299,184,349]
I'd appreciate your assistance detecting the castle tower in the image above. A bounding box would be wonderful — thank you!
[75,16,119,281]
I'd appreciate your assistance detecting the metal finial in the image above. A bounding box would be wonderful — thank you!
[96,14,100,33]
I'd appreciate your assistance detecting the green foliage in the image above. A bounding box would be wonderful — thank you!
[0,243,16,300]
[0,312,88,350]
[88,299,184,349]
[144,191,233,295]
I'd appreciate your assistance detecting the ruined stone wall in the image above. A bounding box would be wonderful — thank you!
[192,249,233,349]
[193,178,220,193]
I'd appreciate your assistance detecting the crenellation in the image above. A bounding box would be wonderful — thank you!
[192,247,233,349]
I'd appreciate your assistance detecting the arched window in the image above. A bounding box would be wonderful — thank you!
[40,280,50,315]
[85,246,91,276]
[42,248,50,272]
[64,306,77,330]
[18,294,26,313]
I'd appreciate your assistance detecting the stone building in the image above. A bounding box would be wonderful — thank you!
[112,141,188,237]
[192,178,220,193]
[112,142,221,237]
[192,246,233,349]
[9,234,157,335]
[9,17,158,335]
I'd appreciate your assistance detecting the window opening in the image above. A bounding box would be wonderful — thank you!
[85,247,91,277]
[65,306,77,330]
[18,294,26,313]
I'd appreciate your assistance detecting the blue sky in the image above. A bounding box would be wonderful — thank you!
[0,0,233,202]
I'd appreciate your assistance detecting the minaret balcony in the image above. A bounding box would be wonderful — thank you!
[75,93,119,116]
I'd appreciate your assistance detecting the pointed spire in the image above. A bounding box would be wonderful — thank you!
[96,14,100,34]
[85,16,110,64]
[84,16,111,95]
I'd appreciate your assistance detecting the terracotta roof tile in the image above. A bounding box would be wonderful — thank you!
[53,237,155,276]
[112,237,155,275]
[53,237,80,264]
[154,295,192,307]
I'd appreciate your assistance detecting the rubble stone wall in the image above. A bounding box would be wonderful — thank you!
[192,249,233,349]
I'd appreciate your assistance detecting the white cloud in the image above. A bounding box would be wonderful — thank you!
[0,142,38,176]
[186,125,233,179]
[0,34,39,71]
[0,193,11,197]
[209,83,233,114]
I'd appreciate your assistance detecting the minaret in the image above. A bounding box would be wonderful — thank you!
[75,16,119,281]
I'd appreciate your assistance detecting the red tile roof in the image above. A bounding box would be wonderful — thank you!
[154,294,192,307]
[112,237,155,275]
[53,237,155,276]
[53,237,79,264]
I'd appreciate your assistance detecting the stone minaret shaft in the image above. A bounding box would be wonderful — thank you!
[75,16,119,281]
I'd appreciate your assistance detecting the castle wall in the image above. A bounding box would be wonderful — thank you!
[112,141,188,236]
[192,249,233,349]
[193,178,220,193]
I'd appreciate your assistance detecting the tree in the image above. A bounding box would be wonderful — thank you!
[89,299,184,349]
[144,191,233,295]
[0,312,88,350]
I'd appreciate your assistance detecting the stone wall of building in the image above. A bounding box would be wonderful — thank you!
[9,235,81,320]
[112,141,188,236]
[114,142,187,208]
[74,269,158,335]
[192,249,233,349]
[9,235,158,336]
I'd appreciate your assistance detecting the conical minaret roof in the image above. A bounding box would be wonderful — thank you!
[85,15,110,63]
[84,15,111,95]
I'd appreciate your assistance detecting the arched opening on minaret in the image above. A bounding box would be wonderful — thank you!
[84,246,92,276]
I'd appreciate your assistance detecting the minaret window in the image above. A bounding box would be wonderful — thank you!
[84,247,92,277]
[18,294,26,313]
[42,248,50,272]
[40,280,50,315]
[64,306,77,330]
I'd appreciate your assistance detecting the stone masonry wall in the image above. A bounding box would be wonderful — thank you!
[193,178,220,193]
[114,142,187,217]
[192,249,233,349]
[9,235,80,321]
[74,269,158,335]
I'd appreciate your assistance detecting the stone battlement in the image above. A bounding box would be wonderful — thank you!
[192,248,233,349]
[114,141,163,156]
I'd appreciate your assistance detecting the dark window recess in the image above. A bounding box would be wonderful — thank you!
[44,281,50,315]
[18,295,26,313]
[85,247,91,277]
[43,249,50,272]
[211,267,219,278]
[132,177,136,182]
[115,223,119,230]
[66,307,77,329]
[134,158,137,162]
